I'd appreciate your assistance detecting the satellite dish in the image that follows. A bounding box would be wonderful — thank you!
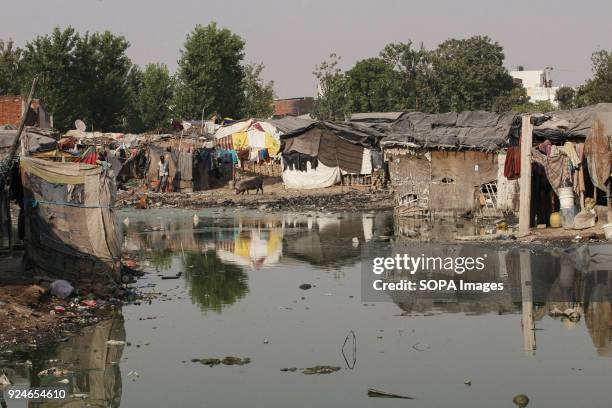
[75,119,87,132]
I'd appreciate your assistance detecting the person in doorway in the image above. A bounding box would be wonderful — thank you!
[156,155,169,192]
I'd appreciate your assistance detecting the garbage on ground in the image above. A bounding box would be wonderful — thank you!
[367,388,414,399]
[50,280,75,299]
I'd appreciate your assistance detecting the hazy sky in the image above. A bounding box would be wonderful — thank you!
[3,0,611,98]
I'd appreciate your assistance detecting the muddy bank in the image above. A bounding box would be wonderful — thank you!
[0,255,143,351]
[117,182,393,212]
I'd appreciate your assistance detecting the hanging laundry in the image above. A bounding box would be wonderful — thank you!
[232,132,249,150]
[504,146,521,180]
[531,148,572,195]
[264,133,280,156]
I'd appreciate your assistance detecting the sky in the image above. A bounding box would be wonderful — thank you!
[3,0,612,99]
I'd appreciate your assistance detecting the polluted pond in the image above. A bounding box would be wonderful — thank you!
[2,208,612,407]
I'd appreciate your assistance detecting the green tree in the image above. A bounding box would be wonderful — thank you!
[345,58,406,112]
[175,22,245,119]
[241,63,274,118]
[124,65,144,133]
[20,27,133,131]
[135,63,174,131]
[512,100,556,114]
[416,36,514,113]
[575,50,612,106]
[379,41,428,109]
[312,53,349,120]
[0,39,22,95]
[492,84,529,112]
[555,86,576,109]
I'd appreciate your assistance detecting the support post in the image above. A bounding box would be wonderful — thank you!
[518,116,533,235]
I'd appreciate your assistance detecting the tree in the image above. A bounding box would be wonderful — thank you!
[241,63,274,118]
[574,50,612,106]
[555,86,576,109]
[124,65,144,132]
[312,53,349,120]
[512,100,556,114]
[0,39,22,95]
[175,23,245,119]
[379,41,428,109]
[20,27,133,131]
[492,84,529,112]
[345,58,406,112]
[135,63,174,131]
[416,36,514,113]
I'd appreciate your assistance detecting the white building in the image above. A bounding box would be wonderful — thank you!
[509,67,559,106]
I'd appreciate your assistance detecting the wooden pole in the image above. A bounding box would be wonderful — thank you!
[518,116,533,235]
[520,249,536,355]
[6,77,38,165]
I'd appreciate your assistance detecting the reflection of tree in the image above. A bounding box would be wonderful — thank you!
[183,250,249,313]
[149,249,173,272]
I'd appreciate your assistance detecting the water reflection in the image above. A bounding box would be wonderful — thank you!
[182,250,249,313]
[0,313,125,407]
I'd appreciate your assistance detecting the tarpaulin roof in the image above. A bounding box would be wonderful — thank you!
[532,103,612,142]
[281,121,384,148]
[381,111,521,150]
[0,129,57,153]
[350,112,405,123]
[267,117,316,134]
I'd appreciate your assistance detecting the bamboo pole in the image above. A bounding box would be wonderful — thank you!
[6,77,38,164]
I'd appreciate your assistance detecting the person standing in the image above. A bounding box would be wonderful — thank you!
[156,155,169,192]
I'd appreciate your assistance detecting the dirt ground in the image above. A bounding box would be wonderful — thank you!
[117,178,394,212]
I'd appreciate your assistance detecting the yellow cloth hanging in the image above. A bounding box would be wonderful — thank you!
[232,132,249,150]
[265,133,280,156]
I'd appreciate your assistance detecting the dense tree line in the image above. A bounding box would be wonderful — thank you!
[314,36,612,119]
[0,23,274,132]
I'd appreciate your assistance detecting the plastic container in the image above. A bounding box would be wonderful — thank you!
[604,224,612,240]
[561,207,577,229]
[558,187,575,209]
[549,212,562,228]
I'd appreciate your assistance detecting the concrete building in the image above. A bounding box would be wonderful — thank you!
[509,67,560,106]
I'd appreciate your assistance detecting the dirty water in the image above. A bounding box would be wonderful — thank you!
[1,208,612,408]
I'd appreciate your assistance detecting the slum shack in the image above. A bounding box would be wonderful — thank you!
[526,103,612,229]
[381,111,521,218]
[18,156,123,283]
[213,118,294,180]
[279,121,385,189]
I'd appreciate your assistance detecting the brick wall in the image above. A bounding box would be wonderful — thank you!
[0,96,25,126]
[273,97,314,117]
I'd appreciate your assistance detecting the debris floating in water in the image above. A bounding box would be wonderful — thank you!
[367,388,414,399]
[302,365,341,375]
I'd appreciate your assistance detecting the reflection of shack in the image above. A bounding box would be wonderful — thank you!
[53,314,125,407]
[386,244,516,314]
[214,217,283,269]
[279,121,384,189]
[382,111,521,218]
[283,215,365,266]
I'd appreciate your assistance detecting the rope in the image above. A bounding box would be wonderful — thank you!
[27,198,114,209]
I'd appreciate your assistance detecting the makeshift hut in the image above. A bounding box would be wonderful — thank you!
[525,103,612,227]
[279,121,384,189]
[19,157,122,283]
[214,118,302,178]
[381,111,521,217]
